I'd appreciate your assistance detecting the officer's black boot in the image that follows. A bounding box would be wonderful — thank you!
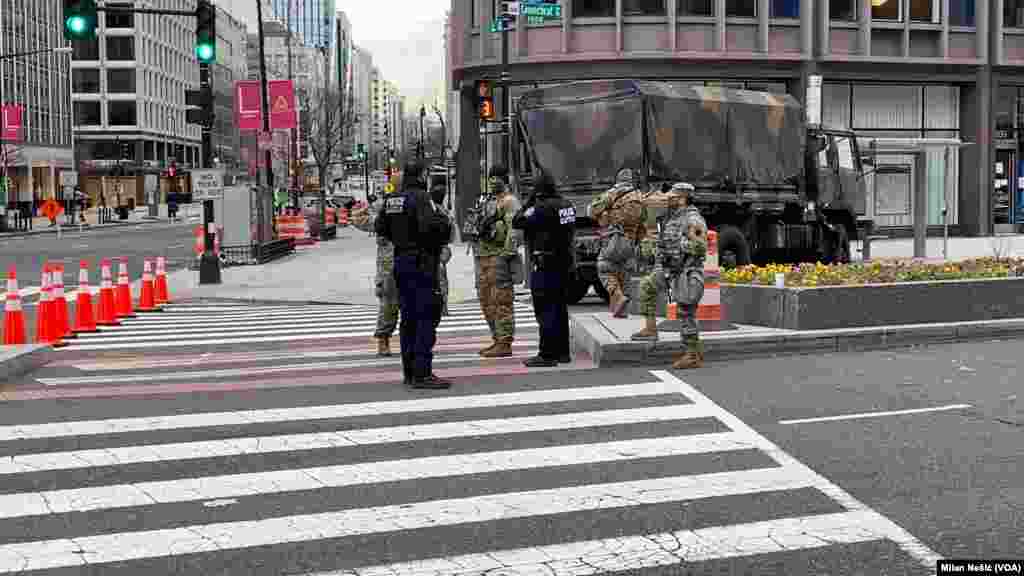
[401,353,414,386]
[523,355,558,368]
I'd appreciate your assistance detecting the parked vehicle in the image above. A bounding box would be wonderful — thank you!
[511,80,870,303]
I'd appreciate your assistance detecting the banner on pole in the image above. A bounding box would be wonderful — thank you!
[2,105,23,142]
[235,81,262,131]
[268,80,297,130]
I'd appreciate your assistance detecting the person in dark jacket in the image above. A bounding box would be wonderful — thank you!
[375,160,453,389]
[512,171,577,367]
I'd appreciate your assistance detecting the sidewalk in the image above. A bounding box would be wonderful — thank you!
[163,230,485,306]
[0,206,192,238]
[852,233,1024,261]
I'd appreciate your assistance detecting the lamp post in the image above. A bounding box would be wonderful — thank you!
[419,104,426,160]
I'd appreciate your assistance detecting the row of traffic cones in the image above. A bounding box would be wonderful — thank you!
[2,256,172,346]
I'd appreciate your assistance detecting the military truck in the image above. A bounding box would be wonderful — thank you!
[510,80,868,303]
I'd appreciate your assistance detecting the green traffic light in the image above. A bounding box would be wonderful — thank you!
[65,15,87,35]
[195,43,214,63]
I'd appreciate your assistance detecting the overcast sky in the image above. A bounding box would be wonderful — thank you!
[218,0,449,113]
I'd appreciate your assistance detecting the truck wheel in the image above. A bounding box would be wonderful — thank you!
[566,276,593,305]
[718,226,751,269]
[591,279,610,303]
[831,225,851,264]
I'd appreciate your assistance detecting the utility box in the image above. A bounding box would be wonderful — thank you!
[213,185,257,248]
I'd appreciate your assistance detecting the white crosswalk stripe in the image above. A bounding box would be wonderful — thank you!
[58,301,540,351]
[0,370,939,575]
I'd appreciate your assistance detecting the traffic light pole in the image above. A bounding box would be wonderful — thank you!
[198,61,220,284]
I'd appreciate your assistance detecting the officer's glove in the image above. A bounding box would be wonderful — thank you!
[374,280,384,299]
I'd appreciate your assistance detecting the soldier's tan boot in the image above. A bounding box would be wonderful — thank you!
[672,338,704,369]
[376,337,392,357]
[479,341,497,356]
[609,289,630,318]
[630,316,659,341]
[482,341,513,358]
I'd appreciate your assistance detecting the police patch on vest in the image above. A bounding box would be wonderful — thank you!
[385,197,406,214]
[559,206,576,225]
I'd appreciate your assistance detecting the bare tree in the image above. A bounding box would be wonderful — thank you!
[0,144,24,204]
[298,86,361,233]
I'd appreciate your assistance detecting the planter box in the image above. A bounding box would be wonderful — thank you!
[723,277,1024,330]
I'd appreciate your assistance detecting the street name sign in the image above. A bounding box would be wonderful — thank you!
[522,3,560,17]
[191,168,225,201]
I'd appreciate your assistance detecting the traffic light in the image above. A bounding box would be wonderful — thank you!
[185,87,213,126]
[357,144,366,160]
[120,142,131,161]
[63,0,97,40]
[194,0,216,64]
[477,80,495,121]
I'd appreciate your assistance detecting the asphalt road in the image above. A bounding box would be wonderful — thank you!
[0,221,195,338]
[677,338,1024,564]
[2,298,1002,574]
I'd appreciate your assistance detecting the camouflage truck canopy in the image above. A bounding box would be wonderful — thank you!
[517,80,805,191]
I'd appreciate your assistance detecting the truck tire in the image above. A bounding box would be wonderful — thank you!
[831,225,851,264]
[591,279,610,303]
[567,276,592,305]
[718,226,751,269]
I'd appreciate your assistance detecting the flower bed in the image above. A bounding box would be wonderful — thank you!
[722,258,1024,288]
[720,258,1024,330]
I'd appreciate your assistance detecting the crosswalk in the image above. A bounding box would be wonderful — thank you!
[57,300,542,352]
[0,369,938,575]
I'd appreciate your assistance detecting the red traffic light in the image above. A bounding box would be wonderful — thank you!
[480,99,495,121]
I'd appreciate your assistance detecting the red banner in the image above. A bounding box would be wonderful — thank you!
[2,105,23,142]
[268,80,297,130]
[235,81,262,131]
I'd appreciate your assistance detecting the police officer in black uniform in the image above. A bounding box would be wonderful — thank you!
[512,171,577,367]
[375,160,453,389]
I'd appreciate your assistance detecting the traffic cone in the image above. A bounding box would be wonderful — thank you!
[52,263,74,339]
[73,260,98,333]
[3,268,26,345]
[35,266,65,348]
[137,258,158,312]
[97,259,119,326]
[155,256,170,304]
[115,257,135,318]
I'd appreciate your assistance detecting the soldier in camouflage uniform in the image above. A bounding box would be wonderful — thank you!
[630,182,708,369]
[350,181,400,357]
[590,167,649,318]
[476,166,520,357]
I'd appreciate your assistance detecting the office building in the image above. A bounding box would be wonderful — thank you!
[0,0,74,205]
[448,0,1019,236]
[268,0,335,49]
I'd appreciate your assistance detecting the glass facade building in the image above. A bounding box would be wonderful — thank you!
[269,0,336,49]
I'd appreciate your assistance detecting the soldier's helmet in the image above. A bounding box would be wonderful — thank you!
[615,167,636,186]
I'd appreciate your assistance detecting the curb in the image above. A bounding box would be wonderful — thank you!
[0,344,54,382]
[572,314,1024,366]
[0,218,169,239]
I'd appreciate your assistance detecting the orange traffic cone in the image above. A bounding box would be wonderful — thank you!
[36,266,65,348]
[52,263,74,339]
[155,256,170,305]
[137,257,158,312]
[73,260,98,333]
[3,268,26,345]
[97,259,119,326]
[115,257,135,318]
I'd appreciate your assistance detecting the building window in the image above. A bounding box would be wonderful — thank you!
[678,0,713,15]
[910,0,937,22]
[106,37,135,61]
[1005,0,1024,27]
[107,69,136,93]
[74,101,101,125]
[770,0,799,18]
[727,0,756,17]
[872,0,900,20]
[72,69,100,93]
[72,39,100,61]
[950,0,975,25]
[108,101,137,126]
[624,0,666,16]
[573,0,614,17]
[105,5,134,28]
